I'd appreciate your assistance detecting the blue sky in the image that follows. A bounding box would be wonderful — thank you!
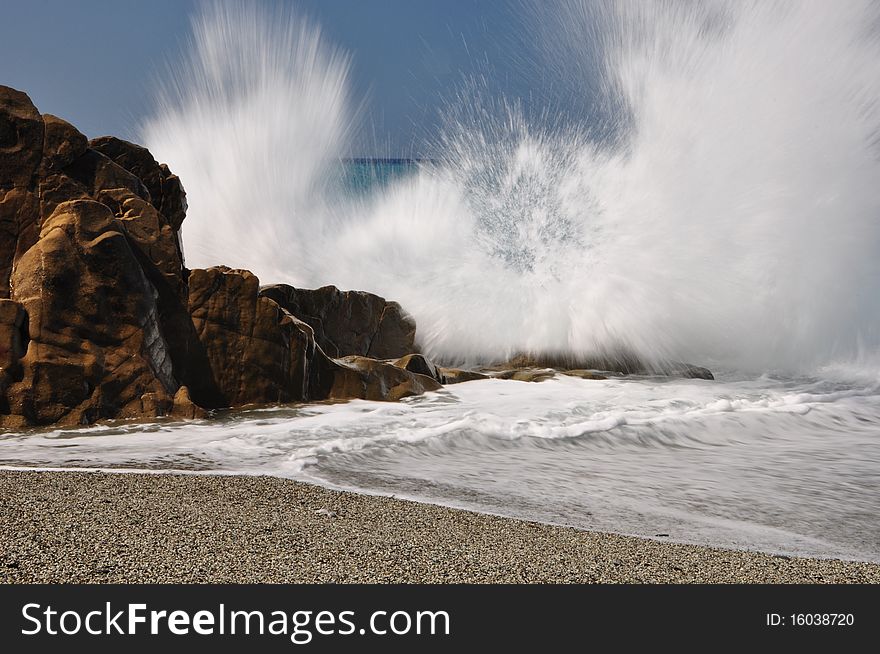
[0,0,545,155]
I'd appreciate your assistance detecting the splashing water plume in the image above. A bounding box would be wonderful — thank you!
[143,3,353,283]
[143,0,880,375]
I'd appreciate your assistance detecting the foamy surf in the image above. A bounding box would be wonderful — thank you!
[2,373,879,562]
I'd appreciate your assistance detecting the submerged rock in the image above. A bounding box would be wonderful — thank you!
[497,352,714,380]
[438,367,490,384]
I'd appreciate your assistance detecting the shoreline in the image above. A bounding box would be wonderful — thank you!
[1,469,878,583]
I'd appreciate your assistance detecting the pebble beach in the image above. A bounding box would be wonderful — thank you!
[1,470,877,584]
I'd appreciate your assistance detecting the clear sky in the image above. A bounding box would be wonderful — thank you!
[0,0,544,155]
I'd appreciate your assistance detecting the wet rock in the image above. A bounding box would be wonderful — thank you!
[394,353,446,384]
[498,352,713,380]
[320,355,442,402]
[486,368,558,383]
[171,385,208,419]
[438,367,490,384]
[561,369,608,380]
[187,267,317,409]
[260,283,417,359]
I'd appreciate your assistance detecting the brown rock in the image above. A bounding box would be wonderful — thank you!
[64,148,151,211]
[0,86,44,188]
[0,85,445,427]
[113,193,185,295]
[497,352,713,380]
[39,114,88,174]
[561,369,608,380]
[171,385,208,419]
[394,353,446,384]
[438,367,490,384]
[260,284,417,359]
[6,200,176,425]
[324,355,442,402]
[187,267,317,409]
[38,172,90,221]
[487,368,557,383]
[66,148,186,300]
[90,136,188,230]
[0,299,27,406]
[0,186,39,297]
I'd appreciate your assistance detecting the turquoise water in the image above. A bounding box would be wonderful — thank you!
[340,158,422,195]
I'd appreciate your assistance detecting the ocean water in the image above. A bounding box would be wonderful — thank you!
[2,370,879,562]
[3,0,880,564]
[340,159,421,196]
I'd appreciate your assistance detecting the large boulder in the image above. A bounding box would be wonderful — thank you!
[320,355,442,402]
[0,86,196,427]
[187,267,318,408]
[4,200,177,426]
[189,268,441,407]
[260,284,417,359]
[0,85,461,428]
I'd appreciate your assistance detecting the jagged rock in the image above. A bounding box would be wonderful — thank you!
[3,84,716,429]
[438,367,490,384]
[39,115,88,174]
[189,268,439,407]
[322,355,441,402]
[0,299,27,402]
[394,353,446,384]
[65,148,151,209]
[561,369,608,380]
[0,86,43,187]
[260,283,417,359]
[171,385,208,419]
[486,368,557,383]
[187,267,317,408]
[4,199,176,425]
[90,136,187,231]
[498,352,713,380]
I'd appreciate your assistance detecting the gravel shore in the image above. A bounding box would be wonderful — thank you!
[1,469,877,583]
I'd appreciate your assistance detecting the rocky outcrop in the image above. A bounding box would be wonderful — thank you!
[90,136,187,231]
[260,284,417,359]
[0,85,713,430]
[495,353,714,380]
[7,199,177,425]
[0,85,472,430]
[188,268,441,407]
[322,355,442,401]
[394,353,446,384]
[187,267,317,408]
[438,367,490,384]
